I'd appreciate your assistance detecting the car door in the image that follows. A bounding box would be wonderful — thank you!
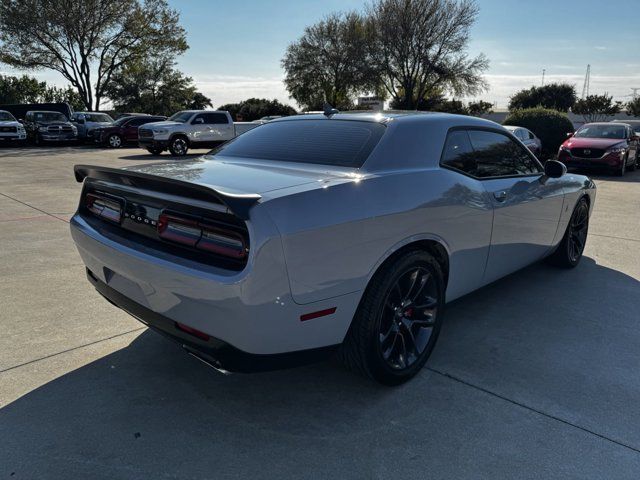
[204,112,234,144]
[465,129,565,283]
[123,117,145,141]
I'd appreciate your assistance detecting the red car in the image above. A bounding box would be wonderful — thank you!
[93,115,166,148]
[558,122,639,176]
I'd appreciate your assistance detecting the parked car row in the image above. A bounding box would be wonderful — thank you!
[0,101,264,157]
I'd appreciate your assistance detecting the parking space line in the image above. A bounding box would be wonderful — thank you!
[0,327,146,374]
[0,192,71,224]
[427,367,640,456]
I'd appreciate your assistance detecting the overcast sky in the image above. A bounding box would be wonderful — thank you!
[4,0,639,109]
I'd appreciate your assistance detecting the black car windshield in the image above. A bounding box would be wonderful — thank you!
[168,111,193,123]
[575,124,626,139]
[0,111,16,121]
[211,119,386,168]
[33,112,67,123]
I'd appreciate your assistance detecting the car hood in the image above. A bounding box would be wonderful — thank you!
[563,137,626,149]
[125,156,361,196]
[140,121,182,129]
[0,121,22,127]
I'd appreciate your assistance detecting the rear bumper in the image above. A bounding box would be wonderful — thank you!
[138,138,168,150]
[87,269,337,372]
[70,213,357,357]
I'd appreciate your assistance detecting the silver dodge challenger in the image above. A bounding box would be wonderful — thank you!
[70,111,596,385]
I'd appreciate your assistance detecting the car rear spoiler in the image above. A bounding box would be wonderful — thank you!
[74,165,261,220]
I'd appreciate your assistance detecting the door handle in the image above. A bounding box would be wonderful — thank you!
[493,190,508,202]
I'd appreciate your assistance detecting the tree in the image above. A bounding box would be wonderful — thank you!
[572,94,622,122]
[367,0,488,110]
[218,98,297,121]
[282,12,377,110]
[0,0,187,111]
[508,83,576,112]
[103,58,211,116]
[467,100,493,116]
[0,74,84,110]
[0,75,46,103]
[627,97,640,118]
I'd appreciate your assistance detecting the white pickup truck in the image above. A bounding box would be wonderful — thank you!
[138,110,261,156]
[0,110,27,144]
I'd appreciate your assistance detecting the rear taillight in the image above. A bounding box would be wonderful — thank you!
[157,213,247,259]
[85,193,122,223]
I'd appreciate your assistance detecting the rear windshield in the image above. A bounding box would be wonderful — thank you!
[212,119,386,168]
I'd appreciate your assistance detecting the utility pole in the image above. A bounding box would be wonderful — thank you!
[581,64,591,99]
[541,69,546,87]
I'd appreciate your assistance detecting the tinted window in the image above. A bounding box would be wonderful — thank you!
[441,130,476,174]
[212,120,386,167]
[126,118,147,127]
[468,130,541,178]
[205,112,229,124]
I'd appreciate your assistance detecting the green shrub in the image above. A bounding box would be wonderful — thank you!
[504,107,574,159]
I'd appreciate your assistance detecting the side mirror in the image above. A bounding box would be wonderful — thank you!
[544,160,566,178]
[566,132,574,138]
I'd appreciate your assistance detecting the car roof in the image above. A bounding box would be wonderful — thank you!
[27,110,66,114]
[611,119,640,125]
[272,110,498,128]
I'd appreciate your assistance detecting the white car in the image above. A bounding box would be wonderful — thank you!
[0,110,27,144]
[138,110,261,156]
[71,111,596,385]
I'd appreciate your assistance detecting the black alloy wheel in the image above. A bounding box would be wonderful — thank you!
[340,250,445,385]
[378,267,439,370]
[549,197,589,268]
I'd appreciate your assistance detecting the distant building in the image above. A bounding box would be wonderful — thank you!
[357,96,384,111]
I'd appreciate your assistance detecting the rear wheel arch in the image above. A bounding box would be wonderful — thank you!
[368,238,450,293]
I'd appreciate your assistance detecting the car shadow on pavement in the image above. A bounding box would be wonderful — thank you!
[1,256,640,478]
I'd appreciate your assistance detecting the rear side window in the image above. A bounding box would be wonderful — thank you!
[441,130,476,174]
[213,120,386,167]
[204,113,229,124]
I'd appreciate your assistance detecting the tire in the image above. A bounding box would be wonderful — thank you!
[548,197,589,268]
[169,136,189,156]
[107,134,122,148]
[340,250,445,385]
[147,147,163,155]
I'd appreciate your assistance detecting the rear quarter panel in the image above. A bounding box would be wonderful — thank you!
[264,168,494,305]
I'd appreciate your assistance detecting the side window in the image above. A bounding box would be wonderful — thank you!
[204,112,229,124]
[526,129,535,140]
[440,130,476,175]
[515,129,525,141]
[127,118,144,127]
[467,130,541,178]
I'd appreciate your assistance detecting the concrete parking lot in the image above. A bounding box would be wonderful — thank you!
[1,145,639,479]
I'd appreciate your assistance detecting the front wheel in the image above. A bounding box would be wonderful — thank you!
[107,134,122,148]
[548,197,589,268]
[169,136,189,156]
[340,250,445,385]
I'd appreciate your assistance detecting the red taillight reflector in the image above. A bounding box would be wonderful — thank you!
[85,193,122,223]
[157,214,200,247]
[175,322,210,341]
[157,212,247,259]
[300,307,337,322]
